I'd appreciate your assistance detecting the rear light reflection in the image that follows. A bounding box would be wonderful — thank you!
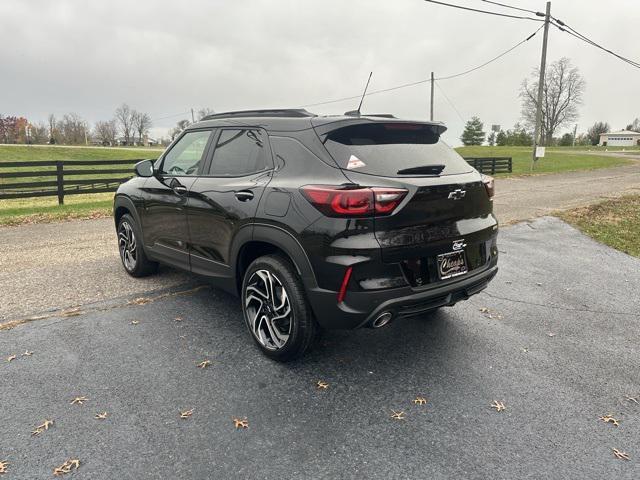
[337,266,353,303]
[481,175,495,200]
[300,185,407,217]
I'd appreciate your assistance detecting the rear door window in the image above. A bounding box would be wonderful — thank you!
[207,129,269,177]
[323,123,473,177]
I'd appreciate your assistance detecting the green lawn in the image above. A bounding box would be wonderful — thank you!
[560,195,640,258]
[455,146,633,175]
[0,145,162,225]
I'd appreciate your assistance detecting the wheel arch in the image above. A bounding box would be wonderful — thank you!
[231,223,318,296]
[113,194,141,228]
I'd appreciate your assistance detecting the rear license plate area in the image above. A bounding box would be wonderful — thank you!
[437,250,468,279]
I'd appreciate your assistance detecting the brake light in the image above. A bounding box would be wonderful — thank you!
[482,175,495,200]
[300,185,407,217]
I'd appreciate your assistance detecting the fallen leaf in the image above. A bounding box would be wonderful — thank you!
[547,332,556,337]
[413,396,428,405]
[129,297,150,306]
[390,410,405,420]
[22,350,33,357]
[70,396,88,405]
[599,414,620,427]
[624,395,639,405]
[31,419,54,436]
[61,308,83,317]
[175,316,183,322]
[316,380,329,390]
[53,458,80,476]
[479,307,489,313]
[130,320,139,325]
[6,354,16,362]
[196,360,211,369]
[0,461,8,474]
[180,408,194,419]
[233,417,249,429]
[490,400,506,412]
[95,412,108,420]
[612,448,630,460]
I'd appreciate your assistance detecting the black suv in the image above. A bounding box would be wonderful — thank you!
[114,109,498,360]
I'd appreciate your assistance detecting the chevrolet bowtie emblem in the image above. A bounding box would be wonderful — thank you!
[448,189,466,200]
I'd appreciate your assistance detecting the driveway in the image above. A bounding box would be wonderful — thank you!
[1,217,639,479]
[1,159,639,322]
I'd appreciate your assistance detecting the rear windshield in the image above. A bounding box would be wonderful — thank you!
[322,123,473,177]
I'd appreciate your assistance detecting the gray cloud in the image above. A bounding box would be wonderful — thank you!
[1,0,638,144]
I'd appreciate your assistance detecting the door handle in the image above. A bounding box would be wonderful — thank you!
[173,185,188,195]
[235,190,254,201]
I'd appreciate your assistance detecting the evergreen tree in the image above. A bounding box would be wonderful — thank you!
[460,117,485,146]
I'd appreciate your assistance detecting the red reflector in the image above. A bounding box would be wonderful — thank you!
[300,185,407,217]
[481,174,495,199]
[337,266,353,303]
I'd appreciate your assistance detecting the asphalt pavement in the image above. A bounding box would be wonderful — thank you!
[1,217,639,479]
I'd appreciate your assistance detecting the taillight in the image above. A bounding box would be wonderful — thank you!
[300,185,407,217]
[481,175,495,200]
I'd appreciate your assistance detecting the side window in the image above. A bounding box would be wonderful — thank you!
[160,130,212,175]
[208,129,269,176]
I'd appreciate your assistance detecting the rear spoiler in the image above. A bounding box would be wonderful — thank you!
[311,117,447,141]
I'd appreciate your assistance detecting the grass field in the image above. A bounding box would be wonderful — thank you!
[0,146,162,225]
[560,195,640,258]
[455,146,633,175]
[0,144,636,225]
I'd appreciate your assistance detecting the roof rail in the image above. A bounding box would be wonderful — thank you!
[201,109,316,120]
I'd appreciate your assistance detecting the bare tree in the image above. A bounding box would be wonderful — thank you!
[59,113,88,145]
[587,121,610,146]
[31,121,50,144]
[169,119,190,141]
[132,111,152,145]
[520,57,585,146]
[114,103,134,145]
[94,120,117,146]
[196,108,215,121]
[47,114,60,144]
[626,118,640,132]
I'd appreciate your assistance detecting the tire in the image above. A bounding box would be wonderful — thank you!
[241,254,319,361]
[117,214,158,278]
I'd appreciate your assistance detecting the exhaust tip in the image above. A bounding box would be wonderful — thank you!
[372,311,393,328]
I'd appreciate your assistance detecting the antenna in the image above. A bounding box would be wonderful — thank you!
[345,72,373,116]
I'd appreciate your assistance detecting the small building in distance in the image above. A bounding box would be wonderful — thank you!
[599,130,640,146]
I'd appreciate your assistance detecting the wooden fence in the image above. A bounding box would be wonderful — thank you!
[0,159,142,204]
[0,156,513,204]
[464,157,512,174]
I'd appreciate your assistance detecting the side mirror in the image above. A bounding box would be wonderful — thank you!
[134,159,155,177]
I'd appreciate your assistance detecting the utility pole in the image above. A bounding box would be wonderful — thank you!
[572,123,578,146]
[530,1,551,171]
[191,108,195,123]
[430,72,435,121]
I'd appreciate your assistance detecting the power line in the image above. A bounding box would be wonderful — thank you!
[479,0,540,15]
[151,111,191,122]
[436,24,543,80]
[551,18,640,69]
[301,26,542,108]
[423,0,543,22]
[434,81,466,122]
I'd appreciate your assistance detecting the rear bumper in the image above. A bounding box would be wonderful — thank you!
[306,261,498,330]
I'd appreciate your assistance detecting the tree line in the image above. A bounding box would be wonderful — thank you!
[460,57,639,147]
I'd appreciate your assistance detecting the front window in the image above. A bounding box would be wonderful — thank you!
[160,130,212,175]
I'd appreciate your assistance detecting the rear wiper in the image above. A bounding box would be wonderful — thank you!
[396,164,445,176]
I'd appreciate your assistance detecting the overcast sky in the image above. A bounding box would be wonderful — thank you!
[1,0,638,145]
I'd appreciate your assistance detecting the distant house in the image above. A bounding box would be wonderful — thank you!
[115,136,159,147]
[599,130,640,146]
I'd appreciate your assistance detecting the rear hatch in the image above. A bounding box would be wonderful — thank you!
[314,118,497,285]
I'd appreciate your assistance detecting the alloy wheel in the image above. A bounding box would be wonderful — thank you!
[244,269,293,350]
[118,221,137,271]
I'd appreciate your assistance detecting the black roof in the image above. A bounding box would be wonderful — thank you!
[189,109,446,134]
